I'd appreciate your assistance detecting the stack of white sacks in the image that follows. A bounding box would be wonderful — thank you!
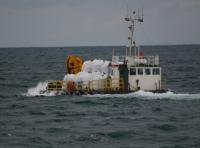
[63,60,111,88]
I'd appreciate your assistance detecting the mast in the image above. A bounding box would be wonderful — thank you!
[124,9,143,56]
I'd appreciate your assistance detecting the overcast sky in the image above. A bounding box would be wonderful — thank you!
[0,0,200,47]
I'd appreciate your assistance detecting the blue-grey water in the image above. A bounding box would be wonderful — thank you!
[0,45,200,148]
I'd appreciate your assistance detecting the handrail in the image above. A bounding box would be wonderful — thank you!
[112,55,159,66]
[47,80,63,91]
[74,77,124,93]
[47,78,125,93]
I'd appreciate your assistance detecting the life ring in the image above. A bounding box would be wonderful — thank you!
[66,81,75,93]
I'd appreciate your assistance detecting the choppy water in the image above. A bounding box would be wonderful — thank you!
[0,45,200,148]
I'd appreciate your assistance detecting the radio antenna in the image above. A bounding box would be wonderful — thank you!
[124,7,144,56]
[126,4,129,18]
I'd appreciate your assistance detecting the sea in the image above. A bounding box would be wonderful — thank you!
[0,45,200,148]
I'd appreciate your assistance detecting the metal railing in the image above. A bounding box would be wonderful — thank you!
[47,78,125,93]
[74,78,124,93]
[47,80,63,91]
[112,55,159,66]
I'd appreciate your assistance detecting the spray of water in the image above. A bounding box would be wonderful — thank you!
[85,90,200,100]
[24,81,200,100]
[23,81,57,97]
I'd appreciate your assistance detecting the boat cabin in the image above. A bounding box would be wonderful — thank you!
[110,55,162,92]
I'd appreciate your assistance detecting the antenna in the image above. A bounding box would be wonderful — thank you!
[141,5,144,22]
[124,7,144,56]
[125,4,130,22]
[126,4,128,18]
[138,8,143,22]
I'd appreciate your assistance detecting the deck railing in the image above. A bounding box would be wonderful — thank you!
[74,78,124,93]
[47,80,63,91]
[112,55,159,66]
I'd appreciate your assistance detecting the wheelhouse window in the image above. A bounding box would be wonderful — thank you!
[153,68,160,75]
[145,68,151,75]
[138,68,143,75]
[130,68,136,75]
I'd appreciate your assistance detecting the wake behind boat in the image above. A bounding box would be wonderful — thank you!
[46,11,167,95]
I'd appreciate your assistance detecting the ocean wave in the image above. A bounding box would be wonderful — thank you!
[85,90,200,100]
[24,81,200,100]
[23,81,58,97]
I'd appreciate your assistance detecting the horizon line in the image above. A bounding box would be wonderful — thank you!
[0,43,200,49]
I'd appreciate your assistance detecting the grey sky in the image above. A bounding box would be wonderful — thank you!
[0,0,200,47]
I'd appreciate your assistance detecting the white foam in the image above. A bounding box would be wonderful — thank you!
[23,81,57,97]
[24,82,200,100]
[85,90,200,100]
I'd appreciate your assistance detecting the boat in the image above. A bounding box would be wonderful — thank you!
[46,11,167,95]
